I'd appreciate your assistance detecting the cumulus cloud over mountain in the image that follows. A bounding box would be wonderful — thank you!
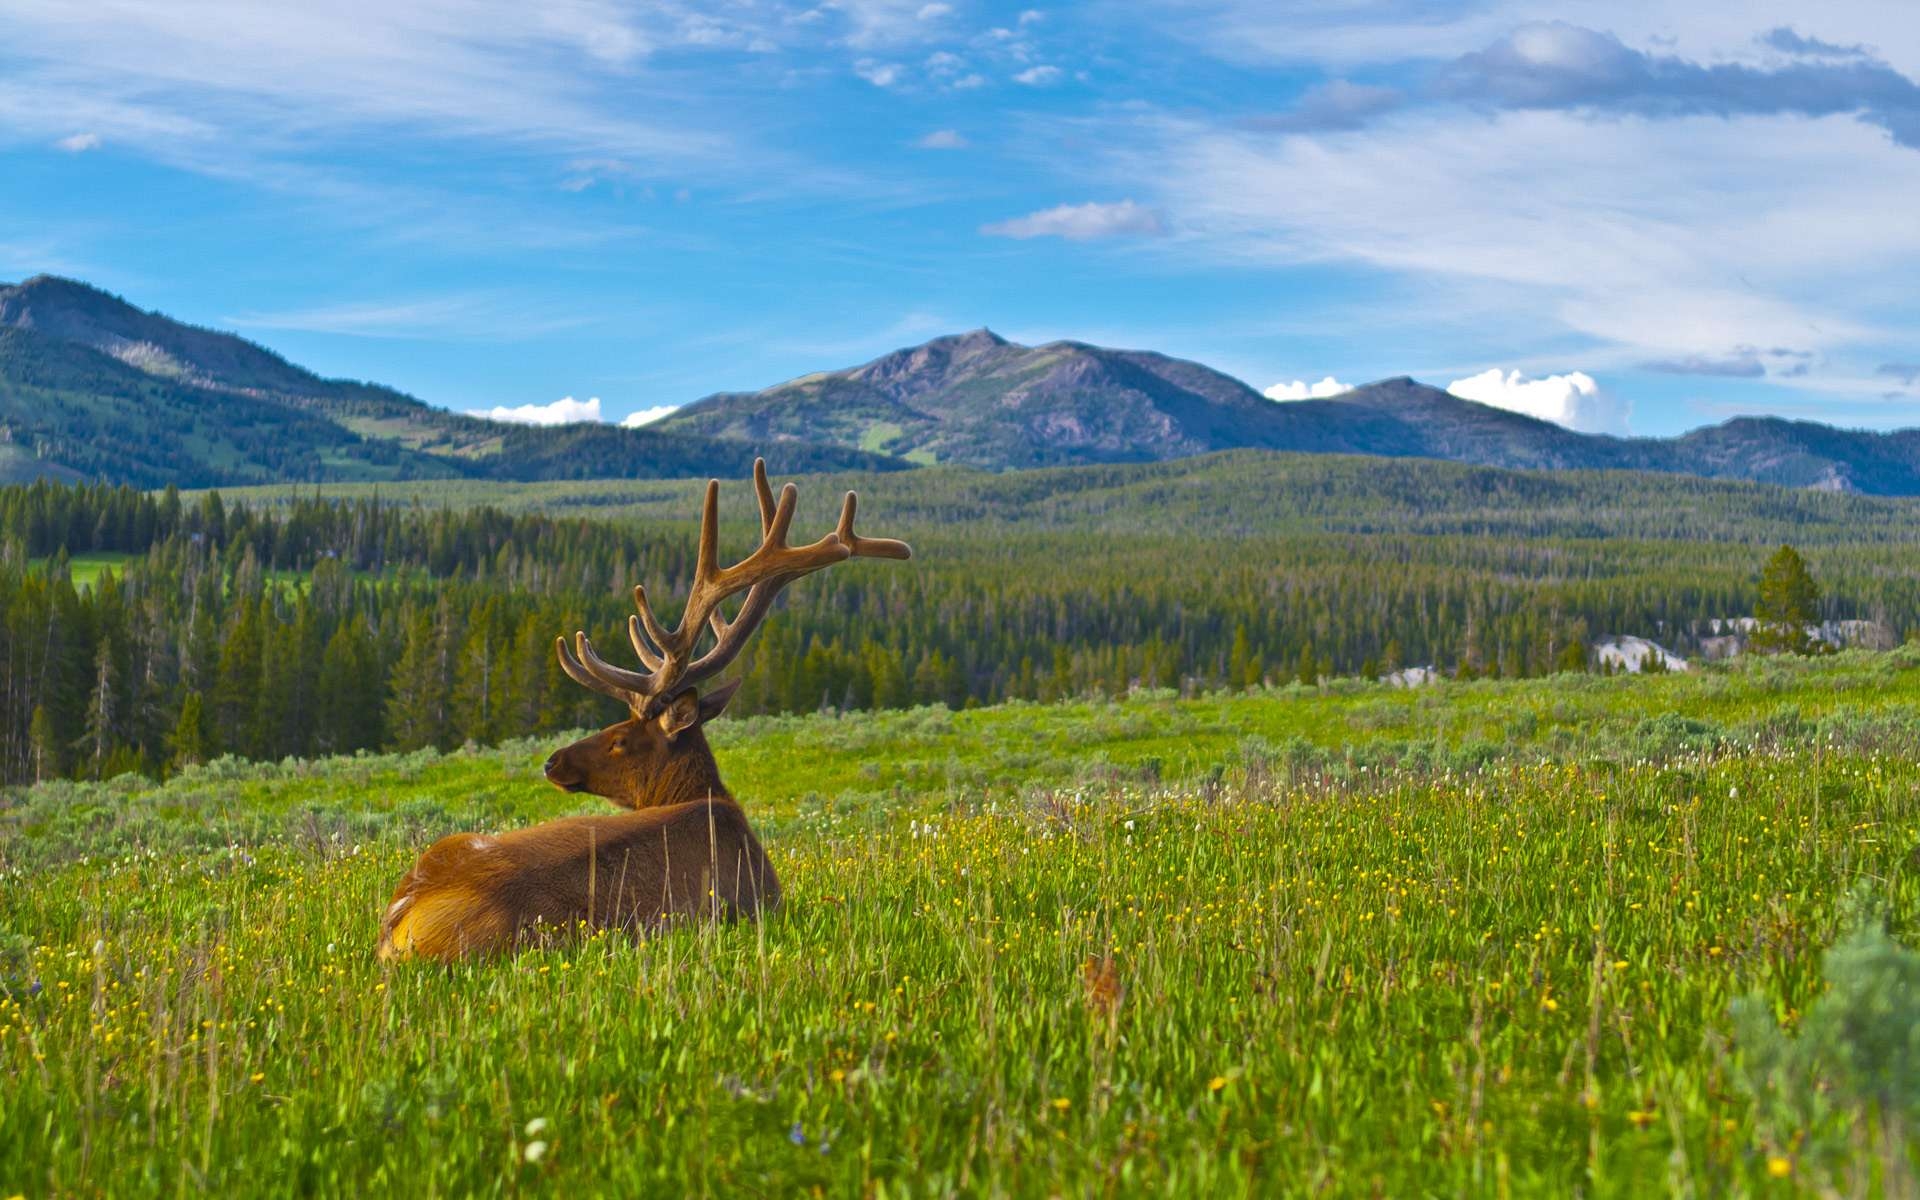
[1447,368,1629,435]
[1265,376,1353,400]
[468,396,602,425]
[619,404,679,427]
[465,396,681,428]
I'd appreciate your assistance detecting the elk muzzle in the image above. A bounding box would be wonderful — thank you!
[543,748,586,792]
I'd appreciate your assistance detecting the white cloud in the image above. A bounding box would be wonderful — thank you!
[981,199,1167,240]
[1019,9,1045,25]
[1264,376,1352,400]
[1447,368,1630,434]
[459,396,679,428]
[1142,1,1920,75]
[620,404,680,427]
[916,128,968,149]
[1013,64,1063,86]
[468,396,603,426]
[1125,108,1920,371]
[55,132,102,152]
[0,2,736,169]
[830,0,956,48]
[855,59,903,87]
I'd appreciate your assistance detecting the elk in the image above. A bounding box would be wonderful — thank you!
[376,460,911,961]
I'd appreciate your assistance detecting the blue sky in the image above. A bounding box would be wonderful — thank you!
[3,1,1918,436]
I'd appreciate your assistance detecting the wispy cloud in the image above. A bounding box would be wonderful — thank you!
[1241,20,1920,150]
[54,132,102,153]
[855,59,904,87]
[1642,346,1817,378]
[1642,351,1768,378]
[1761,27,1872,60]
[0,2,736,165]
[1253,81,1401,132]
[982,199,1167,240]
[1433,22,1920,148]
[1116,105,1919,368]
[228,293,591,341]
[1013,64,1063,86]
[916,128,968,149]
[1879,362,1920,386]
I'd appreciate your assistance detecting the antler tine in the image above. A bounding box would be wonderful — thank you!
[626,613,665,671]
[752,457,776,535]
[555,460,912,715]
[574,631,655,696]
[765,483,799,552]
[694,479,721,584]
[629,585,671,668]
[685,580,785,682]
[835,491,914,560]
[555,634,641,707]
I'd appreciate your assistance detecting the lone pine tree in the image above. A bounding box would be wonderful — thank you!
[1753,544,1821,655]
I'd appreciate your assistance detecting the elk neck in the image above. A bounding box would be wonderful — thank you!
[631,725,734,810]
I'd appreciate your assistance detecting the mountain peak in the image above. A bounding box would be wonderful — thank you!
[946,327,1006,348]
[0,274,143,325]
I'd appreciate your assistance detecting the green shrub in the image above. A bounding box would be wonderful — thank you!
[1732,886,1920,1190]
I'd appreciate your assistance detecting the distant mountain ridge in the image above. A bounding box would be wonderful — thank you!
[6,276,1920,493]
[663,331,1920,493]
[0,276,904,487]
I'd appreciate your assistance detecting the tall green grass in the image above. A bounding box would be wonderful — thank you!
[5,651,1920,1194]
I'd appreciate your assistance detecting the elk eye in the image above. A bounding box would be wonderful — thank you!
[605,743,624,758]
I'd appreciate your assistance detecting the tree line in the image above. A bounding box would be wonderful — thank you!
[1,478,1913,784]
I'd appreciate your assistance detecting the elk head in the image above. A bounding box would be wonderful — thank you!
[544,459,911,809]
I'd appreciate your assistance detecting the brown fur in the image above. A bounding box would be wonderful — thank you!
[377,683,779,961]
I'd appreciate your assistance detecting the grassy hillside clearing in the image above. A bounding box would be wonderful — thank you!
[4,650,1920,1193]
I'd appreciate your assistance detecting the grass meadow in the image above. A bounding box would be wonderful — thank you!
[5,649,1920,1195]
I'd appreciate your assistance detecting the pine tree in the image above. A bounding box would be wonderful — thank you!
[29,704,59,782]
[1228,625,1251,691]
[386,606,454,751]
[317,621,383,754]
[1295,643,1318,687]
[81,639,117,778]
[1556,637,1589,673]
[1753,544,1820,655]
[170,690,207,771]
[212,600,263,757]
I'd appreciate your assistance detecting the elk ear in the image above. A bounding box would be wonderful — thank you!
[656,690,702,740]
[697,678,743,723]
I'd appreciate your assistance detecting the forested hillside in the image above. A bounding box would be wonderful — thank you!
[0,276,903,486]
[5,455,1919,784]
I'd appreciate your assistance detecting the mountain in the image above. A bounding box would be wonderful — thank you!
[660,331,1920,493]
[9,279,1920,494]
[0,276,904,487]
[659,329,1329,468]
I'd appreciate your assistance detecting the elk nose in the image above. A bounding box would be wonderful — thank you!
[543,753,561,777]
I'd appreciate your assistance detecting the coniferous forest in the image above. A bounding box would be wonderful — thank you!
[4,451,1920,784]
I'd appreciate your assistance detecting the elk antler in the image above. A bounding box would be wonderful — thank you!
[556,458,912,716]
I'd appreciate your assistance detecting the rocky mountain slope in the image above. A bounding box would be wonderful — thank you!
[663,331,1920,492]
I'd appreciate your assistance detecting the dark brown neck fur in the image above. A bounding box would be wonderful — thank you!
[631,726,732,809]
